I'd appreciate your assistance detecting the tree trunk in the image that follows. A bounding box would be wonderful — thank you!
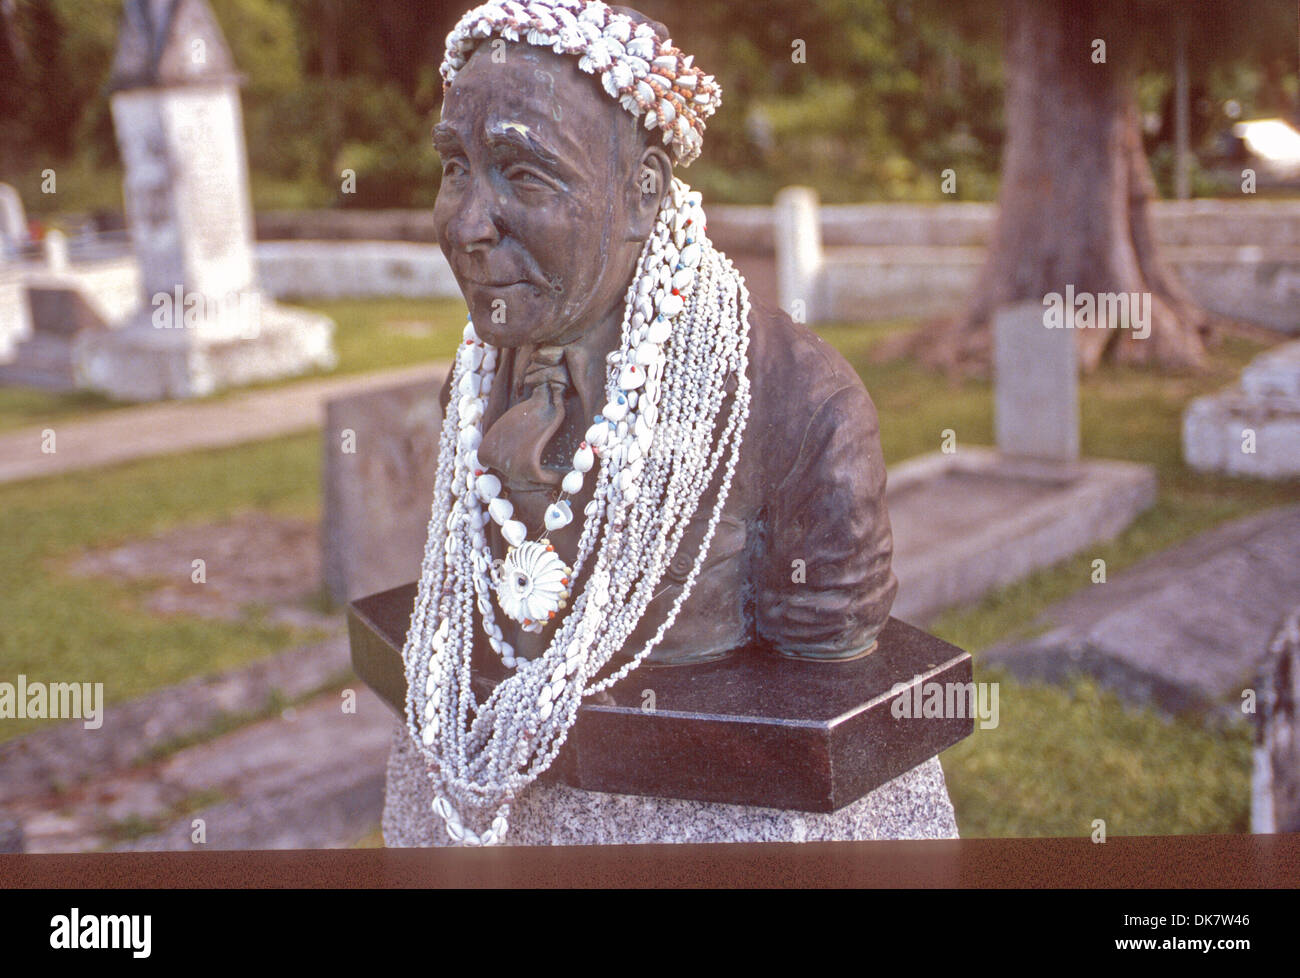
[926,0,1213,374]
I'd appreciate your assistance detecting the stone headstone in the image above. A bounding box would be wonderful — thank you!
[984,505,1300,720]
[994,300,1080,461]
[0,288,111,390]
[42,230,69,274]
[322,375,445,603]
[0,183,27,260]
[1253,606,1300,834]
[1184,339,1300,479]
[73,0,334,400]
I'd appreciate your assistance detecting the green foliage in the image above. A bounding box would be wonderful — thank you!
[4,0,1295,208]
[256,78,441,208]
[641,0,1005,202]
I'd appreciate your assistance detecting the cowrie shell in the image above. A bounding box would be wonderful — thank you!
[544,501,573,531]
[618,364,645,390]
[659,293,684,318]
[501,519,527,548]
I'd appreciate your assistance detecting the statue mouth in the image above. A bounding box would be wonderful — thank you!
[463,277,529,288]
[456,264,558,295]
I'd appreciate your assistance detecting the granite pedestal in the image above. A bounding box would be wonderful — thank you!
[382,723,957,846]
[349,582,971,844]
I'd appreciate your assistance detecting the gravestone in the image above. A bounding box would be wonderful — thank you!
[983,504,1300,720]
[1184,339,1300,479]
[0,287,111,390]
[322,374,446,604]
[886,297,1151,622]
[995,300,1079,461]
[0,232,116,389]
[1253,606,1300,834]
[0,184,28,261]
[42,230,69,275]
[73,0,335,401]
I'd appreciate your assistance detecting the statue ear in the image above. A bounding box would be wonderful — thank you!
[628,145,672,240]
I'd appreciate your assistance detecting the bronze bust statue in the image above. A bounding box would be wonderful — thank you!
[403,0,898,846]
[427,8,896,669]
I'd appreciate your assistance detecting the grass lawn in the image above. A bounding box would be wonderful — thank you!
[822,321,1293,837]
[4,301,1295,838]
[0,433,323,742]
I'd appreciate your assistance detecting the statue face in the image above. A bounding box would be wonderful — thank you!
[433,45,655,349]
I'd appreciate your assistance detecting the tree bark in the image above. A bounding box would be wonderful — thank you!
[925,0,1213,374]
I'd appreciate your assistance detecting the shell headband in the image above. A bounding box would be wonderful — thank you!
[440,0,721,166]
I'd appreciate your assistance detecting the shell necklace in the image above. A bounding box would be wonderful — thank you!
[404,176,751,845]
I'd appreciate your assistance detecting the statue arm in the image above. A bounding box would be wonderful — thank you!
[754,381,898,658]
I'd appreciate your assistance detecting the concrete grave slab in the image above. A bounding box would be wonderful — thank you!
[1184,339,1300,479]
[887,447,1156,623]
[985,505,1300,720]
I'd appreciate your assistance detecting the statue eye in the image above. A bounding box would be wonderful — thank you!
[441,157,468,178]
[506,166,551,189]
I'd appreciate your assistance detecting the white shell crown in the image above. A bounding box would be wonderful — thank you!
[440,0,722,167]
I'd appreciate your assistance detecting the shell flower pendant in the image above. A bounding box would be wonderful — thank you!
[496,539,572,634]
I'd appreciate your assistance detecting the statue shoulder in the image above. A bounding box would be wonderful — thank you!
[744,294,877,437]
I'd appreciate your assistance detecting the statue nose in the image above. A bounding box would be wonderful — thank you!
[446,183,502,253]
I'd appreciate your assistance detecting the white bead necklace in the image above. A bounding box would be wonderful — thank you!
[403,176,751,846]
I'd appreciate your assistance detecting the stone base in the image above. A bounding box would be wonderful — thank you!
[380,721,959,846]
[1183,339,1300,479]
[72,298,335,401]
[886,447,1157,622]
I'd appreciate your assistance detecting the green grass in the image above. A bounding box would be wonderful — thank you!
[942,669,1252,838]
[352,825,386,848]
[823,324,1294,837]
[293,296,468,374]
[0,386,124,436]
[0,433,322,742]
[0,296,468,434]
[3,306,1294,838]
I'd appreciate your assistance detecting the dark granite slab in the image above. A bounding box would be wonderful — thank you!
[349,582,973,813]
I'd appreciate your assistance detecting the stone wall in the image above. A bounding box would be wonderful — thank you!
[257,199,1300,249]
[7,199,1297,363]
[251,200,1300,333]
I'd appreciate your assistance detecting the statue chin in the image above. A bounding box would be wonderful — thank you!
[463,294,577,350]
